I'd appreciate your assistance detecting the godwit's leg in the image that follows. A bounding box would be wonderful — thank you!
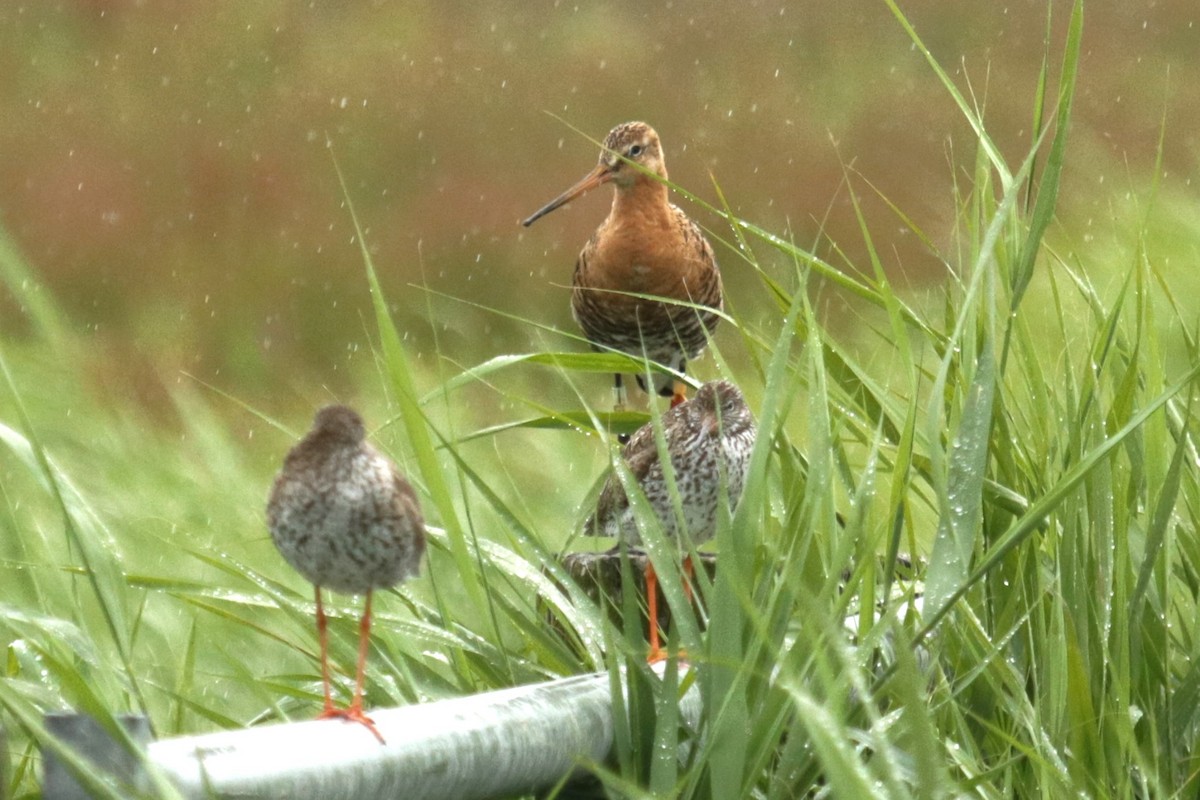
[613,373,628,411]
[615,374,632,444]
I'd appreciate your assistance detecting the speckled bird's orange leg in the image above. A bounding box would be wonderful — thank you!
[347,592,385,743]
[645,562,667,663]
[316,590,386,744]
[314,586,338,717]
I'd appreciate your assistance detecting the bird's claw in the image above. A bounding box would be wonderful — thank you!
[318,705,386,744]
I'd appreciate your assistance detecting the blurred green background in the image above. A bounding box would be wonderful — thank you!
[1,0,1196,415]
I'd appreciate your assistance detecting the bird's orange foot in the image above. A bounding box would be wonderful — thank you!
[646,647,688,665]
[317,705,386,744]
[670,381,688,408]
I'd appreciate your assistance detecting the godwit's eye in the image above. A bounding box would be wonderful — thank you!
[628,144,644,158]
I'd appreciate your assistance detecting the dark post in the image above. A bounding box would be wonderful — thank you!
[42,713,151,800]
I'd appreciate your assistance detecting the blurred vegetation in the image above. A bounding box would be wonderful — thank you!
[1,1,1198,416]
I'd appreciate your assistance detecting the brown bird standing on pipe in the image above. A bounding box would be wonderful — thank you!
[267,405,425,744]
[523,122,723,411]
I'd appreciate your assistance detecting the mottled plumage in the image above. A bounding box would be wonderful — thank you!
[267,404,425,742]
[585,380,756,545]
[582,380,754,661]
[268,405,425,594]
[524,122,723,405]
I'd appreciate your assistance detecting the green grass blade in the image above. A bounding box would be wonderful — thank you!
[0,348,149,719]
[1009,0,1083,311]
[329,157,485,620]
[917,359,1200,644]
[881,0,1009,186]
[924,342,996,618]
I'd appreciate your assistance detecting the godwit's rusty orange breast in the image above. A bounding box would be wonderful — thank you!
[524,122,723,407]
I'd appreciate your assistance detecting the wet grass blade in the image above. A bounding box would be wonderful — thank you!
[916,359,1200,643]
[330,156,490,628]
[0,348,149,718]
[924,341,996,618]
[1010,0,1082,311]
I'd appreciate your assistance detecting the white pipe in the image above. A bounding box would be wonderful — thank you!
[149,666,699,800]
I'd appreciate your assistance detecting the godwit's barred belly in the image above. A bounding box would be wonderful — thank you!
[571,276,722,364]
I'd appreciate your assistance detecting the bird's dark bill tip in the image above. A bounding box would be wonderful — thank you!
[522,204,558,227]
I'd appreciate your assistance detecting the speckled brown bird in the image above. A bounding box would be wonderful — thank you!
[267,404,425,743]
[584,380,756,660]
[523,121,723,411]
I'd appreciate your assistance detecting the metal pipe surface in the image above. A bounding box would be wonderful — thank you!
[149,668,699,800]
